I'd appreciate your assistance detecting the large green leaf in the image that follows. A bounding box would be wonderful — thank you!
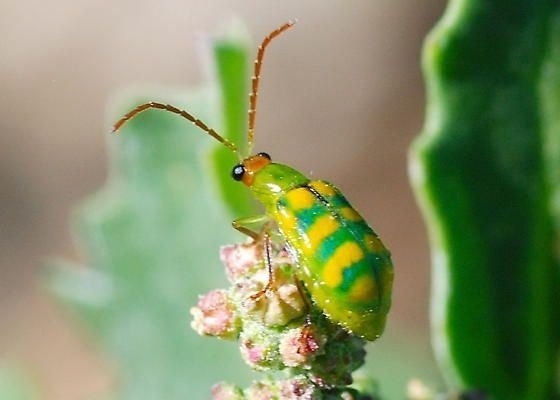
[47,33,255,400]
[410,1,560,399]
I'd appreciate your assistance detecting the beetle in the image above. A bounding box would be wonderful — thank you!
[113,21,393,341]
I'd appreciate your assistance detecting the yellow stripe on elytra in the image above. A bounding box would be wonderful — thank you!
[309,181,337,197]
[323,242,364,288]
[364,233,385,253]
[285,187,316,211]
[277,207,298,232]
[340,207,363,222]
[349,274,378,302]
[303,215,340,255]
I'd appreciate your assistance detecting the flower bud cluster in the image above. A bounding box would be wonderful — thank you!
[190,240,376,399]
[211,377,377,400]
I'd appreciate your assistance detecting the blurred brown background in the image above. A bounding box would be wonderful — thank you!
[1,1,446,398]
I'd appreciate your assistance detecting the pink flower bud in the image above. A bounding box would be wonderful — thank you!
[279,326,325,368]
[190,289,239,339]
[278,376,319,399]
[211,382,243,400]
[220,243,261,282]
[245,381,277,400]
[239,338,267,367]
[241,267,306,327]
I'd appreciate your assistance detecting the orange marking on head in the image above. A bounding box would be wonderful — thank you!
[241,154,271,186]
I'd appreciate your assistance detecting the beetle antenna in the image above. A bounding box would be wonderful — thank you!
[247,20,296,155]
[112,101,239,155]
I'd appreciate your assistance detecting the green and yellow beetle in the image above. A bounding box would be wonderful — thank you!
[113,21,394,341]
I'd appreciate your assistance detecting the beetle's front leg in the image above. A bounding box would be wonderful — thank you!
[233,215,279,300]
[232,214,271,242]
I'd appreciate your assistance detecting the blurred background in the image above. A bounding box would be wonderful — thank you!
[1,1,447,398]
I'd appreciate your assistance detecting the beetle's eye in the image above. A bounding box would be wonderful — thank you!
[231,164,246,181]
[257,152,271,160]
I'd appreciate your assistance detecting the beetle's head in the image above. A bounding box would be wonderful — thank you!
[231,152,272,186]
[231,152,308,208]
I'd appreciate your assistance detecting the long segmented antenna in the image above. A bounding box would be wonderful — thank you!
[247,20,296,155]
[112,101,239,155]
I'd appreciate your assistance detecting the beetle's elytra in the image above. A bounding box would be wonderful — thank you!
[113,21,394,341]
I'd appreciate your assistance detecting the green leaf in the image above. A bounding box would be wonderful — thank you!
[210,22,256,217]
[47,31,255,399]
[410,2,560,399]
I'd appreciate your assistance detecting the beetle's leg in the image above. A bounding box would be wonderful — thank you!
[262,231,275,292]
[233,217,279,301]
[295,278,313,326]
[232,214,271,242]
[249,231,276,301]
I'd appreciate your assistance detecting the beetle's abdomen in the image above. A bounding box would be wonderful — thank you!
[274,180,393,340]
